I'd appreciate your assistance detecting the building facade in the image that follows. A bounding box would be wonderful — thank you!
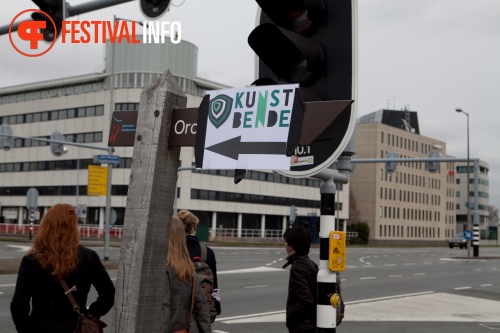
[0,38,349,240]
[350,109,456,245]
[455,160,491,238]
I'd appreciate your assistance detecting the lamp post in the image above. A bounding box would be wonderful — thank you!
[455,108,471,257]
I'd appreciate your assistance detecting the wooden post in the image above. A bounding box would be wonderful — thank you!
[111,70,186,332]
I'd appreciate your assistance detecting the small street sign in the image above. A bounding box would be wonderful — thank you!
[26,188,39,210]
[94,154,120,165]
[88,165,108,196]
[108,111,138,147]
[76,204,87,218]
[464,230,473,240]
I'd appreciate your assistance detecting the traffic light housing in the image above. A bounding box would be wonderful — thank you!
[385,151,398,173]
[50,131,66,156]
[426,150,441,173]
[249,0,355,103]
[249,0,357,178]
[140,0,171,19]
[31,0,66,42]
[0,124,13,151]
[290,205,298,224]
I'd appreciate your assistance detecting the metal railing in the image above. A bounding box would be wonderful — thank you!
[1,224,354,242]
[0,223,123,239]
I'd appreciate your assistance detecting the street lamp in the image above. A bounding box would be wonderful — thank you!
[455,108,470,257]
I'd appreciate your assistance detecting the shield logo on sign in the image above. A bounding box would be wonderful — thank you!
[209,94,233,129]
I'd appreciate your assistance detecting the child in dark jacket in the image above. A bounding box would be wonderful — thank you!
[282,227,317,333]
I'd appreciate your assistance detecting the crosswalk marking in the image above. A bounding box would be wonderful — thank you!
[217,292,500,324]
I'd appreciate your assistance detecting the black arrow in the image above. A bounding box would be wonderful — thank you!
[205,136,287,161]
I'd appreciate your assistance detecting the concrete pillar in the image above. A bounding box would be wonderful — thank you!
[211,211,217,232]
[237,213,242,238]
[260,214,266,238]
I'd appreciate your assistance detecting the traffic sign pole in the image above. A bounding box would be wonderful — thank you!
[26,188,39,241]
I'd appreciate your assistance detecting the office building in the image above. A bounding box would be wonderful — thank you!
[350,109,456,245]
[455,160,491,238]
[0,38,348,240]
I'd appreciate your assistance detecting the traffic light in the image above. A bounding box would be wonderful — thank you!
[248,0,355,103]
[426,150,441,173]
[31,0,66,42]
[249,0,357,178]
[50,131,66,156]
[140,0,171,19]
[385,151,398,173]
[290,205,298,224]
[0,124,13,151]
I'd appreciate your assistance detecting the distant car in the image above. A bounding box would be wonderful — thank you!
[449,232,467,249]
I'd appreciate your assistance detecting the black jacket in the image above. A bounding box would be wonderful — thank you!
[10,246,115,333]
[186,235,221,314]
[284,253,317,333]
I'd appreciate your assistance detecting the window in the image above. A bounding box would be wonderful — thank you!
[59,110,67,119]
[85,106,96,117]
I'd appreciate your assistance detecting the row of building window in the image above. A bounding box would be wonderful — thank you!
[380,168,442,189]
[109,73,206,97]
[456,178,489,186]
[378,224,443,239]
[456,191,490,199]
[378,205,448,223]
[192,167,331,189]
[0,157,133,173]
[0,73,208,108]
[456,204,490,212]
[0,185,129,197]
[379,187,443,206]
[0,81,105,106]
[0,105,104,125]
[190,189,329,210]
[115,103,140,111]
[456,165,489,175]
[381,132,439,155]
[7,132,103,150]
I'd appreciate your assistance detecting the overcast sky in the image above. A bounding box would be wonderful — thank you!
[1,0,499,211]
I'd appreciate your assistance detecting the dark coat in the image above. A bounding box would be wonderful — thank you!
[10,246,115,333]
[284,253,317,333]
[161,265,211,333]
[186,234,221,315]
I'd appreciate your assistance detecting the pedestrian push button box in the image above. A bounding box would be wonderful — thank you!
[329,231,346,272]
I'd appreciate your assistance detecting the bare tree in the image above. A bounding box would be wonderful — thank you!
[348,189,361,225]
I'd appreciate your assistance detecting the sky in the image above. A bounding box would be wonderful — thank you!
[1,0,499,210]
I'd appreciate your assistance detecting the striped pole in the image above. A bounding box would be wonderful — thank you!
[317,177,337,332]
[472,225,480,257]
[472,159,480,257]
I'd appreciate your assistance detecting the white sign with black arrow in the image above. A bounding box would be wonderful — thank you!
[196,84,300,170]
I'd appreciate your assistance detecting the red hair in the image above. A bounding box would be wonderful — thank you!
[29,203,80,280]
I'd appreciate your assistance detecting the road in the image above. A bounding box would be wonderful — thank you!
[1,241,499,332]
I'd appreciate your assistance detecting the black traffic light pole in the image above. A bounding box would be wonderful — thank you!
[0,0,135,35]
[312,169,348,332]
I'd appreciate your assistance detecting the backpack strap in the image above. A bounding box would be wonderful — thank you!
[200,244,208,263]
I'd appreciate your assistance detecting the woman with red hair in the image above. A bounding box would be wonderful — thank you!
[10,203,115,333]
